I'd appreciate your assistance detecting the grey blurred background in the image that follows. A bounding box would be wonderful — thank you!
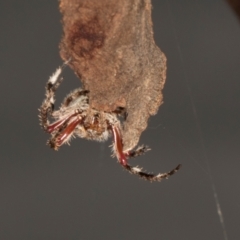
[1,0,240,239]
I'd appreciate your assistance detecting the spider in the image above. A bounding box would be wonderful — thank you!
[39,59,181,182]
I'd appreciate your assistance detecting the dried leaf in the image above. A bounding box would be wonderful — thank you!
[59,0,166,150]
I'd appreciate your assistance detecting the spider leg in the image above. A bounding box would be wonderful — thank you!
[62,89,89,107]
[111,125,181,182]
[39,59,71,131]
[48,115,82,150]
[125,145,151,159]
[47,111,80,133]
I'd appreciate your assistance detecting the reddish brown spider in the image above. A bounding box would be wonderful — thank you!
[39,60,181,182]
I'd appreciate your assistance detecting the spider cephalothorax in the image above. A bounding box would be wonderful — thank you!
[39,60,181,182]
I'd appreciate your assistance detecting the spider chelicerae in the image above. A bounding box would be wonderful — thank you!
[39,59,181,182]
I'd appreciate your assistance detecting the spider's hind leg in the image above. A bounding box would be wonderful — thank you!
[125,145,151,159]
[110,124,181,182]
[39,58,71,131]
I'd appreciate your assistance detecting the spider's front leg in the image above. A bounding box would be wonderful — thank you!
[110,125,181,182]
[39,59,71,131]
[48,115,83,150]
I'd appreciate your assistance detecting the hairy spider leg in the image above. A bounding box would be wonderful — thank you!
[48,116,83,150]
[47,58,71,86]
[55,117,82,146]
[47,112,79,133]
[111,125,182,182]
[111,126,149,162]
[62,89,89,107]
[39,59,71,131]
[125,145,151,158]
[111,125,127,165]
